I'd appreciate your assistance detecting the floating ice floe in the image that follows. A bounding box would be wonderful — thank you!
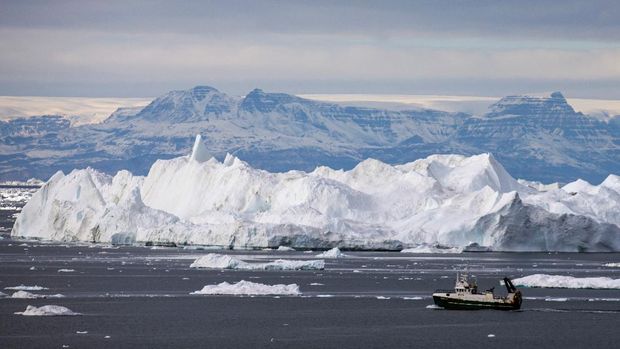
[191,280,300,296]
[604,263,620,268]
[545,297,568,302]
[11,291,45,299]
[514,274,620,289]
[57,269,75,273]
[189,253,324,270]
[0,291,7,298]
[277,246,295,251]
[400,244,462,254]
[15,305,80,316]
[5,285,48,291]
[316,247,346,258]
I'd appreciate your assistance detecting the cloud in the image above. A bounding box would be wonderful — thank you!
[0,1,619,97]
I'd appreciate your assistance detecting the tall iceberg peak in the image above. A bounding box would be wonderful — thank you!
[190,135,211,163]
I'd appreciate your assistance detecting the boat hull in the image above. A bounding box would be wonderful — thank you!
[432,295,521,310]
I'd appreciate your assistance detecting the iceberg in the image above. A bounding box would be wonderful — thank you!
[5,285,48,291]
[513,274,620,289]
[400,244,462,254]
[316,247,346,258]
[189,253,325,270]
[11,135,620,252]
[190,280,300,296]
[15,305,80,316]
[11,291,44,299]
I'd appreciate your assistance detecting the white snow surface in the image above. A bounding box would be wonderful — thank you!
[316,247,346,258]
[189,253,324,270]
[11,136,620,251]
[513,274,620,289]
[191,280,300,295]
[15,305,80,316]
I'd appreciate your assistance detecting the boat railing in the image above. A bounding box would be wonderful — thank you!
[434,289,456,293]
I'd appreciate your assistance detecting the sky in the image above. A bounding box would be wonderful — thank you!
[1,0,619,98]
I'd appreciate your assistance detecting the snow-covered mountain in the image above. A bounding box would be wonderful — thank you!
[12,137,620,251]
[0,86,618,183]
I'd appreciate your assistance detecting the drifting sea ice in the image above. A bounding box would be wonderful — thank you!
[11,291,44,299]
[191,280,300,296]
[316,247,346,258]
[189,253,325,270]
[603,263,620,267]
[400,244,462,254]
[513,274,620,289]
[4,285,48,291]
[15,305,80,316]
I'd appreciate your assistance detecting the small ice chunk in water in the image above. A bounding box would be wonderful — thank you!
[5,285,48,291]
[191,280,300,296]
[316,247,346,258]
[58,269,75,273]
[15,305,80,316]
[545,297,568,302]
[514,274,620,289]
[11,290,39,300]
[488,334,496,338]
[11,291,44,299]
[190,253,324,270]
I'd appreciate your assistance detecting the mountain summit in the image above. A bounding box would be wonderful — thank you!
[0,86,618,183]
[486,91,575,118]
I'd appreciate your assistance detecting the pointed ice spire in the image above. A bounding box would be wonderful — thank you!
[190,134,211,163]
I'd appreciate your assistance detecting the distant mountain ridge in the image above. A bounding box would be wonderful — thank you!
[0,85,618,183]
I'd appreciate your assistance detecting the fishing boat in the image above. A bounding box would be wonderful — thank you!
[432,273,522,310]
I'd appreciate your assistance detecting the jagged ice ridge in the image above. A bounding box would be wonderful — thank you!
[11,136,620,252]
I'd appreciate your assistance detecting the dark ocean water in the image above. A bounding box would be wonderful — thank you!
[0,239,619,349]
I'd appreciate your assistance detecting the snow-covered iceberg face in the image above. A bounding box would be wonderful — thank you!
[11,137,620,252]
